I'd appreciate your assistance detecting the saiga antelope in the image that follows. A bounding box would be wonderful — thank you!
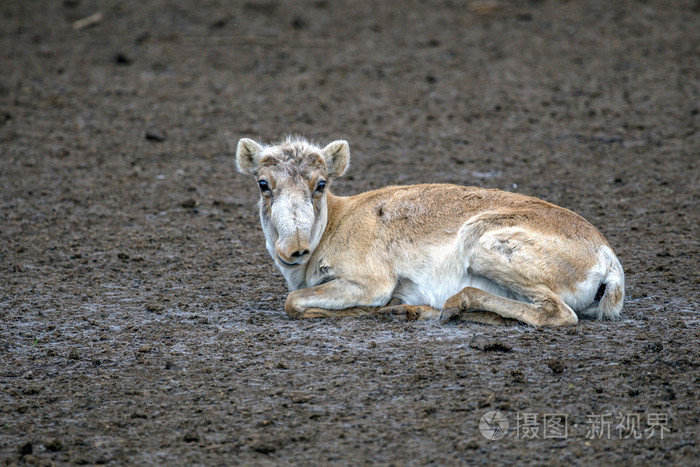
[236,136,624,327]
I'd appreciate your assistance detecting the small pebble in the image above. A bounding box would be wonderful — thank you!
[180,198,198,209]
[547,359,565,373]
[114,53,132,65]
[44,438,63,452]
[183,430,199,442]
[145,129,166,142]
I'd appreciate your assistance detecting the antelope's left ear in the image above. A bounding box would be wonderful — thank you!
[321,140,350,178]
[236,138,264,176]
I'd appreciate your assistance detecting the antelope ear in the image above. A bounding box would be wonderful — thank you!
[321,140,350,178]
[236,138,264,176]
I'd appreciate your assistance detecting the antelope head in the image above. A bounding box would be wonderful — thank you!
[236,136,350,269]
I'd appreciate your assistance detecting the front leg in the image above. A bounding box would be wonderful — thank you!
[284,278,394,319]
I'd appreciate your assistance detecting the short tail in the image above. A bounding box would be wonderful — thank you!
[597,273,625,320]
[579,251,625,320]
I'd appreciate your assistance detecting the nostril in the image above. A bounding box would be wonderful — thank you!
[291,249,310,258]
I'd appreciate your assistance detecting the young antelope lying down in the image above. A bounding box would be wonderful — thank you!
[236,136,624,327]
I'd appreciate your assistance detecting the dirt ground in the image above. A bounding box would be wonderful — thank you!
[1,0,699,464]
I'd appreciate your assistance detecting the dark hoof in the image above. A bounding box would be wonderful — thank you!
[285,310,303,320]
[439,307,460,325]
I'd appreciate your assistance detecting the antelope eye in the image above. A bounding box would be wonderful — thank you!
[315,180,326,193]
[258,180,271,192]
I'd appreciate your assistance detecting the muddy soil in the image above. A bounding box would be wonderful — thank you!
[1,0,699,465]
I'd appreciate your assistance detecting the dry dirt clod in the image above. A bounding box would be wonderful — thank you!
[510,370,525,383]
[145,303,164,313]
[180,198,198,209]
[249,439,277,454]
[547,359,565,374]
[291,394,311,404]
[183,431,199,443]
[469,336,512,352]
[44,438,63,452]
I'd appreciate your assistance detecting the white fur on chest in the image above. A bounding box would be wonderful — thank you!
[393,241,515,309]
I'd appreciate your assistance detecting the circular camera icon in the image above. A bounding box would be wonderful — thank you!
[479,411,509,440]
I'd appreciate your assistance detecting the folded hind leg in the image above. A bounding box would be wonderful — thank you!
[439,286,578,327]
[441,219,589,327]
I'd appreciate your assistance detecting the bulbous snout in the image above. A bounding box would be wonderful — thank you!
[268,187,317,267]
[275,238,311,266]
